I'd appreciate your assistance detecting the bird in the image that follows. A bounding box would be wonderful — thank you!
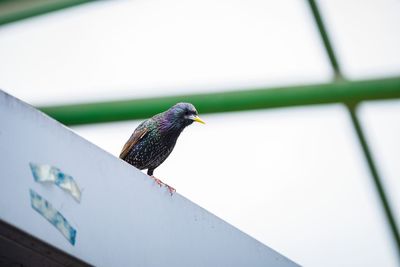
[119,102,205,194]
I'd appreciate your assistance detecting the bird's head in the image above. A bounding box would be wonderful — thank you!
[168,102,205,128]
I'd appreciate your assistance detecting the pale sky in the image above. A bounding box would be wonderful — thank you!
[0,0,399,266]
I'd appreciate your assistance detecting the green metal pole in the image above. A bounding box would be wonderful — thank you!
[0,0,94,26]
[306,0,400,262]
[36,77,400,125]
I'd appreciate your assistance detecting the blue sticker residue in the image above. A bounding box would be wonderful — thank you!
[30,189,76,245]
[29,163,81,202]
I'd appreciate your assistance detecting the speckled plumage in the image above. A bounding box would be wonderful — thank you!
[120,103,203,176]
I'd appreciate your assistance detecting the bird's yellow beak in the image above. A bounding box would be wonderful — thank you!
[193,115,205,124]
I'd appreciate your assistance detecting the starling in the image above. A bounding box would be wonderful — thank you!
[120,102,205,193]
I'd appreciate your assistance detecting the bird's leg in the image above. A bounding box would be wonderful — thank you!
[147,169,162,187]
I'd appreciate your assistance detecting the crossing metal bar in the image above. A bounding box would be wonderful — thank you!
[307,0,341,80]
[0,0,94,26]
[348,104,400,251]
[306,0,400,262]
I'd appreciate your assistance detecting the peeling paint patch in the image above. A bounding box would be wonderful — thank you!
[29,189,77,245]
[29,163,81,202]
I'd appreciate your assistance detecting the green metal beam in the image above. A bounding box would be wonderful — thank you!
[37,77,400,126]
[0,0,94,26]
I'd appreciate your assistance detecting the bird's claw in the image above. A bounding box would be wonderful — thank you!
[166,184,176,196]
[150,176,176,195]
[152,177,163,187]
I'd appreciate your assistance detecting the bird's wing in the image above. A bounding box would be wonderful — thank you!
[119,125,149,159]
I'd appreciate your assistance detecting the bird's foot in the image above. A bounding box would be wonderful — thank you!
[151,176,163,187]
[165,184,176,195]
[150,176,176,195]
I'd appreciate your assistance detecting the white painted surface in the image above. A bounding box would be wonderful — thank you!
[0,90,298,266]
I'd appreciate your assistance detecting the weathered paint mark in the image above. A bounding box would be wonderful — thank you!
[29,163,81,202]
[29,189,77,245]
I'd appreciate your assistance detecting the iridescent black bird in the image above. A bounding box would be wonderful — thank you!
[120,103,205,193]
